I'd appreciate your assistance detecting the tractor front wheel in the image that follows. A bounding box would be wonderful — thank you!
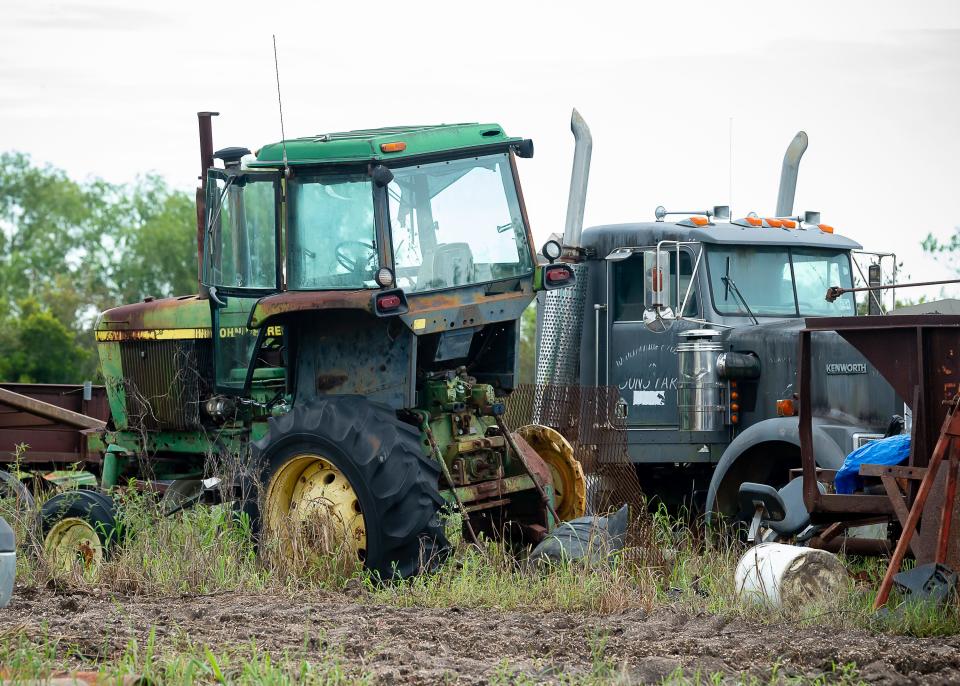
[40,490,118,576]
[251,396,448,579]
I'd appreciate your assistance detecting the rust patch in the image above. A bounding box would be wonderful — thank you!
[250,290,373,327]
[316,374,349,392]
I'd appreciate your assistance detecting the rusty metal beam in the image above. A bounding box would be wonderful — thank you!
[0,387,105,431]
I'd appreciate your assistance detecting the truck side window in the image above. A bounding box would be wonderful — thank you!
[613,251,698,321]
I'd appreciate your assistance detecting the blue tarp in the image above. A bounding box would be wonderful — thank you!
[834,433,911,495]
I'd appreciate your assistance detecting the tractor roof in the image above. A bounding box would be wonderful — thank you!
[581,221,861,258]
[251,123,522,167]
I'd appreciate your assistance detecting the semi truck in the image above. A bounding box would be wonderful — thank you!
[536,126,902,517]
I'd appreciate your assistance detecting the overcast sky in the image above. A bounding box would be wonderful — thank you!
[2,0,959,302]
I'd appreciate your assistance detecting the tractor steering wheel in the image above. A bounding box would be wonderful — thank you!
[335,241,376,273]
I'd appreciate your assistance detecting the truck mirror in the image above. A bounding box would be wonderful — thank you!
[643,305,675,333]
[643,250,671,309]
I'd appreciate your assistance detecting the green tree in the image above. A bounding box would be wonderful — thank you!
[922,227,960,274]
[518,302,537,384]
[0,300,88,383]
[0,152,198,382]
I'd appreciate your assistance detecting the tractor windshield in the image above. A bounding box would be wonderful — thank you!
[387,153,533,292]
[287,173,378,290]
[706,246,855,317]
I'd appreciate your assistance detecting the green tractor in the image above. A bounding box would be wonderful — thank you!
[63,113,587,578]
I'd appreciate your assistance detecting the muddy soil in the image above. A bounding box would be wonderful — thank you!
[2,586,959,684]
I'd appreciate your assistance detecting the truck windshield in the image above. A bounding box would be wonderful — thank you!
[287,173,377,290]
[387,153,533,292]
[706,246,855,317]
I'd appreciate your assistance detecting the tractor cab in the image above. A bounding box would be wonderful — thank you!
[200,126,564,405]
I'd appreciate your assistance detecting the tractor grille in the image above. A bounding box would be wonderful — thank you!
[120,339,211,431]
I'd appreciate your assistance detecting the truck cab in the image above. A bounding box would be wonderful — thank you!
[572,212,899,510]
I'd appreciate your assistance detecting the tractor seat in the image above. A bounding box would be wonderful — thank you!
[417,243,474,290]
[738,478,825,541]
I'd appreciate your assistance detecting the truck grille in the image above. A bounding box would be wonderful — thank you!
[120,339,211,431]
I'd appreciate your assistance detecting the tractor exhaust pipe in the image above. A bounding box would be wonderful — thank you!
[534,110,593,426]
[562,108,593,252]
[196,111,219,298]
[775,131,808,218]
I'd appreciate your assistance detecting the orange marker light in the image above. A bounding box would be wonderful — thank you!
[780,219,797,229]
[745,216,762,226]
[766,218,783,228]
[380,141,407,153]
[730,391,739,400]
[776,399,796,417]
[690,216,709,226]
[818,224,834,234]
[731,403,740,412]
[731,413,739,424]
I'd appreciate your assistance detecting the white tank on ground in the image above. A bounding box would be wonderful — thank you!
[735,542,847,606]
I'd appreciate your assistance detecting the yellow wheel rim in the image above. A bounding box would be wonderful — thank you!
[264,454,366,561]
[43,517,104,575]
[517,424,587,521]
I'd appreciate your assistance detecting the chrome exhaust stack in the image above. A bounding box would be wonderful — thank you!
[562,109,593,254]
[535,110,593,425]
[775,131,808,218]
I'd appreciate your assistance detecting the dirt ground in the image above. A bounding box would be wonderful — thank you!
[2,586,960,685]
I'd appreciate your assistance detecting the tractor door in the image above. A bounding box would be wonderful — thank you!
[606,247,700,428]
[203,169,282,394]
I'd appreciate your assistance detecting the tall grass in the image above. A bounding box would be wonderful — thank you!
[2,487,958,635]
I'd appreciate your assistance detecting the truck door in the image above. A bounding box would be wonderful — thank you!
[606,248,699,427]
[203,169,282,394]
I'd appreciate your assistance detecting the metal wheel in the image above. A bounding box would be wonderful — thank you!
[39,489,117,576]
[248,396,448,579]
[265,453,366,561]
[42,516,104,575]
[517,424,587,521]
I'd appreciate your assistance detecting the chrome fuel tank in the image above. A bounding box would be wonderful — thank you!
[677,329,725,431]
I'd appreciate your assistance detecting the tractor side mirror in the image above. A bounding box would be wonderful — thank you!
[370,164,394,188]
[515,139,534,159]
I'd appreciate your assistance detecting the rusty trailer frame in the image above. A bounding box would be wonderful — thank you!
[798,315,960,567]
[0,384,110,466]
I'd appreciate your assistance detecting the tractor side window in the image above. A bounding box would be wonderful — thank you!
[205,173,278,290]
[613,251,698,321]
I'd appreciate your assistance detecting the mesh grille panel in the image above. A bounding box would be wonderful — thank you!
[534,263,588,425]
[120,339,210,431]
[504,383,644,516]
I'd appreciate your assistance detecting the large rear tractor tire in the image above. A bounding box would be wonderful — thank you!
[40,490,118,576]
[251,396,448,579]
[516,424,587,521]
